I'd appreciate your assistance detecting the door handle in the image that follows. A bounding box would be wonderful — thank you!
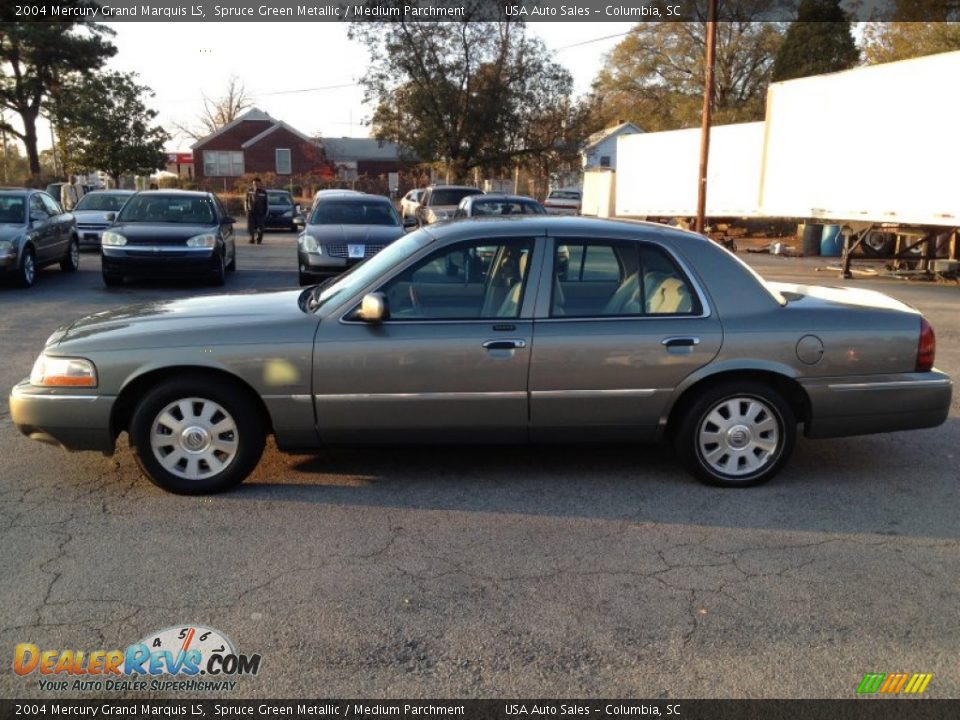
[661,336,700,348]
[482,339,527,350]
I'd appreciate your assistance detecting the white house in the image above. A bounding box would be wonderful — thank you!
[581,121,643,171]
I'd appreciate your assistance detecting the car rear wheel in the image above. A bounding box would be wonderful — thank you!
[60,238,80,272]
[129,376,266,494]
[674,381,795,488]
[16,247,36,288]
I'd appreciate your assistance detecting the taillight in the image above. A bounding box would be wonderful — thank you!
[916,317,935,372]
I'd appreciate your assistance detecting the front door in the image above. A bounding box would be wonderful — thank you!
[313,236,541,444]
[28,195,56,263]
[529,237,723,442]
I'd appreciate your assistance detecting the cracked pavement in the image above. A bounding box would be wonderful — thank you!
[1,239,958,698]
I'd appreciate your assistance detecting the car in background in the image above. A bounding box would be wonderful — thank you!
[544,188,582,215]
[71,190,135,249]
[265,189,304,232]
[416,185,484,226]
[0,188,79,288]
[10,216,951,494]
[45,182,95,204]
[99,190,236,287]
[454,194,546,219]
[400,188,424,220]
[297,193,406,286]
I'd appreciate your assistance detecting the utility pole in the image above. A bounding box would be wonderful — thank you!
[0,111,8,183]
[695,0,718,235]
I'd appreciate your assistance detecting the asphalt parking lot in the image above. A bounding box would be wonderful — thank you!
[1,234,958,699]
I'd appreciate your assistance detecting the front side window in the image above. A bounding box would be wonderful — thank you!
[276,148,292,175]
[376,238,534,320]
[551,240,699,318]
[29,195,50,219]
[39,193,63,217]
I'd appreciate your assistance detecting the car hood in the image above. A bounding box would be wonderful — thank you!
[768,282,918,314]
[0,224,26,242]
[73,210,114,223]
[305,224,404,243]
[49,290,315,352]
[110,222,218,243]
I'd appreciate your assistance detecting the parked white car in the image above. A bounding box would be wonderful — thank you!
[400,188,424,220]
[544,188,582,215]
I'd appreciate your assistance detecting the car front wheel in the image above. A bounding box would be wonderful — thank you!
[129,375,266,494]
[60,238,80,272]
[16,247,36,288]
[674,381,795,488]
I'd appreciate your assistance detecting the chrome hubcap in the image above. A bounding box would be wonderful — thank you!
[71,243,79,266]
[698,397,780,477]
[24,254,34,283]
[150,398,238,480]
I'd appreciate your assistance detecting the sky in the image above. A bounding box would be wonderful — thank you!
[68,21,636,153]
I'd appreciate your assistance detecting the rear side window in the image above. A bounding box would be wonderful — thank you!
[551,240,700,318]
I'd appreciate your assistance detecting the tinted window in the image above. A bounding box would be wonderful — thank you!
[470,200,544,216]
[548,191,581,201]
[310,200,399,226]
[268,191,292,205]
[74,193,130,212]
[30,195,50,219]
[552,241,699,317]
[118,195,216,224]
[377,238,533,320]
[430,188,482,206]
[0,196,26,224]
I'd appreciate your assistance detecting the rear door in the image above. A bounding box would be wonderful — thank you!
[529,235,723,442]
[27,194,56,263]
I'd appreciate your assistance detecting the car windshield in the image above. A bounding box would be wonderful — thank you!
[302,230,433,313]
[431,188,482,205]
[310,200,399,226]
[74,193,130,212]
[118,195,216,224]
[268,192,292,205]
[548,191,581,200]
[0,196,26,224]
[470,200,544,216]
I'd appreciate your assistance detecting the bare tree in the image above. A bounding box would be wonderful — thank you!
[174,76,252,141]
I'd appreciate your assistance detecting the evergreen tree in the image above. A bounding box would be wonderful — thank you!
[771,0,859,82]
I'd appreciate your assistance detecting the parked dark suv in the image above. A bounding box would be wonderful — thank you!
[0,188,79,288]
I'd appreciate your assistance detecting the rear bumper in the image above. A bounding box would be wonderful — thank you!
[102,246,218,278]
[800,371,952,438]
[9,380,116,454]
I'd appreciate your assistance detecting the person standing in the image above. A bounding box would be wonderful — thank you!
[60,175,85,211]
[244,177,268,244]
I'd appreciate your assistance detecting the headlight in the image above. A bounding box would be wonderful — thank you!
[186,233,216,248]
[30,355,98,388]
[298,234,320,254]
[0,239,14,254]
[101,231,127,247]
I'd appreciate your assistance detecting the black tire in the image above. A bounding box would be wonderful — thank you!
[862,231,895,257]
[15,247,36,288]
[128,375,266,495]
[102,272,123,287]
[210,252,226,286]
[60,238,80,272]
[673,381,796,488]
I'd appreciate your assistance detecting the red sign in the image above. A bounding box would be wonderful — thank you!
[166,153,193,164]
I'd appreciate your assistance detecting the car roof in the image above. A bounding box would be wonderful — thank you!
[314,192,391,203]
[468,194,540,203]
[133,190,212,197]
[423,215,709,243]
[84,189,135,194]
[427,184,482,191]
[0,188,30,195]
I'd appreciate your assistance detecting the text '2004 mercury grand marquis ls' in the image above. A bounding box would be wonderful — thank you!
[9,217,952,494]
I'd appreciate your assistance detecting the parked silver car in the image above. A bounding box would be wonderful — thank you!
[10,217,951,494]
[0,189,80,288]
[71,190,135,248]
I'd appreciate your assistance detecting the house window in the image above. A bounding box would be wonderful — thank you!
[276,148,292,175]
[600,155,611,168]
[203,151,244,177]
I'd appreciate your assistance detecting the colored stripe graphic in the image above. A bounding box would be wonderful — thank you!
[857,672,932,695]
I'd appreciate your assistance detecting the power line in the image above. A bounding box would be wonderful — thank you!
[554,31,632,51]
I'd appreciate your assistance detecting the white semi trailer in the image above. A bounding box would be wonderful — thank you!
[759,51,960,275]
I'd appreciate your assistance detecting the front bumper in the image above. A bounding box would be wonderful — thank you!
[78,230,105,248]
[9,380,116,454]
[0,252,17,272]
[102,246,218,278]
[298,250,365,279]
[800,370,952,438]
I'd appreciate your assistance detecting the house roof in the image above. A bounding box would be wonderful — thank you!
[320,137,409,162]
[241,121,314,148]
[191,107,275,149]
[582,122,643,151]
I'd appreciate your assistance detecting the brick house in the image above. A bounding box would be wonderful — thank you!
[192,108,326,187]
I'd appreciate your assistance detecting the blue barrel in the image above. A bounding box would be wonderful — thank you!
[820,224,843,257]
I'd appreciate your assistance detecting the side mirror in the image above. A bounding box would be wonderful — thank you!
[402,216,417,228]
[221,216,236,225]
[293,216,306,228]
[104,212,116,222]
[358,292,389,323]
